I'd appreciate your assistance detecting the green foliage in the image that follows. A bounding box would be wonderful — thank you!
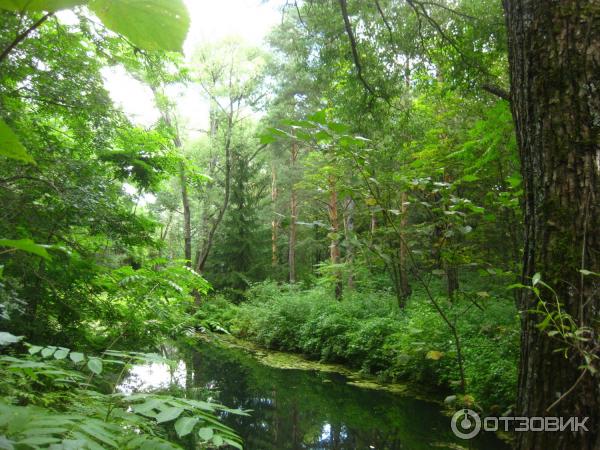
[0,119,34,164]
[0,0,190,52]
[0,239,52,260]
[201,281,519,410]
[89,259,210,348]
[0,333,245,449]
[89,0,190,52]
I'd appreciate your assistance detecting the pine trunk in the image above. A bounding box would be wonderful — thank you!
[504,1,600,448]
[328,176,342,300]
[399,191,411,302]
[179,161,192,266]
[271,160,279,267]
[343,196,355,290]
[289,140,298,284]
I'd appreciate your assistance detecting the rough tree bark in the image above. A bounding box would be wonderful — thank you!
[271,159,280,267]
[179,161,192,266]
[503,1,600,449]
[327,175,342,300]
[343,196,355,290]
[399,191,411,302]
[289,140,298,284]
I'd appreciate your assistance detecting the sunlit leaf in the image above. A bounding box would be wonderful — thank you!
[53,348,69,359]
[156,406,183,423]
[87,357,102,375]
[89,0,190,52]
[69,352,84,363]
[0,119,34,163]
[0,0,81,11]
[425,350,444,360]
[0,239,51,260]
[174,416,198,437]
[197,426,214,441]
[0,332,23,346]
[28,345,43,355]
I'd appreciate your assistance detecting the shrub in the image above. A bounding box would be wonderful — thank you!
[200,281,519,411]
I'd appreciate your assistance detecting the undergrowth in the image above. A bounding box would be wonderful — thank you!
[199,280,519,411]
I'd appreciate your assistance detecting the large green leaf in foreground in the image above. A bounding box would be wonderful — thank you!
[0,0,80,11]
[0,119,34,163]
[89,0,190,52]
[0,0,190,52]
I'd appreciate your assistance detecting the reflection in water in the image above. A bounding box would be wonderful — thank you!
[121,342,509,450]
[118,360,187,394]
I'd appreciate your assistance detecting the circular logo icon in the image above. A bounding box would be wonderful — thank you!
[451,409,481,439]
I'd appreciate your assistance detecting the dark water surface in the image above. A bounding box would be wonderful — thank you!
[123,341,510,450]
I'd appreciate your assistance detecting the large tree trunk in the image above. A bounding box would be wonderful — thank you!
[343,196,355,290]
[328,175,342,300]
[399,191,411,301]
[179,161,192,266]
[194,109,233,274]
[271,159,279,267]
[288,140,298,284]
[504,1,600,449]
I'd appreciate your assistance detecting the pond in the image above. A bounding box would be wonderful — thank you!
[121,340,510,450]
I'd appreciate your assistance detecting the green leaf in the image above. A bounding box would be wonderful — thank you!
[425,350,444,360]
[17,437,61,446]
[0,332,23,346]
[258,133,277,145]
[506,174,522,188]
[212,434,224,446]
[53,348,69,359]
[89,0,190,52]
[307,110,327,124]
[461,174,479,182]
[156,406,183,423]
[131,398,163,416]
[174,417,199,437]
[314,130,331,142]
[223,438,243,450]
[0,119,34,163]
[78,423,118,448]
[87,357,103,375]
[0,0,81,11]
[326,122,349,133]
[69,352,85,363]
[0,239,51,260]
[532,272,541,286]
[41,346,56,358]
[197,427,213,441]
[28,345,43,355]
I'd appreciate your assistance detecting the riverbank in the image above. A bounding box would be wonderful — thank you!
[197,281,520,413]
[183,336,511,449]
[204,333,414,395]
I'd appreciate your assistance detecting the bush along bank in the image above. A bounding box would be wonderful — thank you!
[197,281,519,413]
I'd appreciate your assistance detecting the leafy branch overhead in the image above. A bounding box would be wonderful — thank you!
[0,0,190,52]
[0,0,190,164]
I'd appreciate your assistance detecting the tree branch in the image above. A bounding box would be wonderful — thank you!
[338,0,377,97]
[481,82,511,101]
[0,12,53,64]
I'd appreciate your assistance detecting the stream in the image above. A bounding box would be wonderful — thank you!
[120,340,510,450]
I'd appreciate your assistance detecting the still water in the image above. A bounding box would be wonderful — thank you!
[121,341,510,450]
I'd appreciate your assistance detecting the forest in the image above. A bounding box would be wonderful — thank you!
[0,0,598,449]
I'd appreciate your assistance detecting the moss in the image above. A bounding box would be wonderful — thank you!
[208,333,427,398]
